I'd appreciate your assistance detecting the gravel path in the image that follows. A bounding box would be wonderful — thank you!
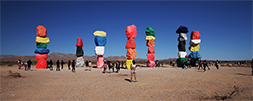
[1,65,252,100]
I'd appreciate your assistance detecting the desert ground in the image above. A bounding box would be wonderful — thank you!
[1,64,252,100]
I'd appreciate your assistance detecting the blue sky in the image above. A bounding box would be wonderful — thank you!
[1,1,252,60]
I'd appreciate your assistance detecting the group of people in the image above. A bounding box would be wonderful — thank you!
[180,59,220,73]
[155,60,163,68]
[17,59,32,71]
[102,60,137,82]
[103,60,122,73]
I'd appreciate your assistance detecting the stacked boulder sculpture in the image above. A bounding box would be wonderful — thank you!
[35,25,50,69]
[93,31,107,68]
[145,27,156,67]
[76,37,84,67]
[175,26,188,67]
[188,31,201,66]
[125,25,137,69]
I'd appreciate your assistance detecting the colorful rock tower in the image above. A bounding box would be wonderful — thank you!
[76,37,84,67]
[93,31,107,68]
[145,27,156,67]
[188,31,201,66]
[175,26,188,67]
[125,25,137,69]
[35,25,50,69]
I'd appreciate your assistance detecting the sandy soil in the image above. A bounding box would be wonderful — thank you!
[1,65,252,100]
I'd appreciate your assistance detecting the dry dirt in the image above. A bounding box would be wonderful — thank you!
[1,65,252,100]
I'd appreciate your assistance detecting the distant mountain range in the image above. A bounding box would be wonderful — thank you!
[0,53,176,64]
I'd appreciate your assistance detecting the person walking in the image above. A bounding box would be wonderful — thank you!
[203,60,207,73]
[68,60,71,70]
[56,60,60,71]
[18,59,22,69]
[72,60,76,72]
[198,59,203,70]
[61,60,64,69]
[206,62,210,70]
[49,60,53,71]
[27,59,32,71]
[88,61,92,71]
[130,60,137,82]
[215,60,219,69]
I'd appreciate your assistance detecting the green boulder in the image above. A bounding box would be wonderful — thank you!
[36,43,47,48]
[176,58,188,67]
[145,27,155,37]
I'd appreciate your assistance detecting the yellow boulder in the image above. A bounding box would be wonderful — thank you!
[93,31,106,37]
[36,37,50,44]
[145,36,155,40]
[189,44,200,52]
[126,59,133,70]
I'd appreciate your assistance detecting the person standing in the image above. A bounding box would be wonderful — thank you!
[49,60,53,71]
[121,61,124,68]
[155,60,158,68]
[88,61,92,71]
[18,59,22,69]
[130,60,137,82]
[215,60,219,69]
[108,61,112,73]
[68,60,71,70]
[116,60,120,73]
[72,60,76,72]
[27,59,32,71]
[23,61,27,70]
[103,60,107,74]
[198,59,203,70]
[172,61,175,66]
[187,60,191,68]
[182,60,187,69]
[85,60,89,68]
[112,62,115,72]
[56,60,60,71]
[203,60,207,73]
[61,60,64,69]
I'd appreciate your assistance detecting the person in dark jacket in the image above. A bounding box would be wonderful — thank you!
[56,60,60,71]
[61,60,64,69]
[27,59,32,71]
[72,60,76,72]
[198,59,203,70]
[203,60,207,73]
[68,60,71,70]
[215,60,219,69]
[49,60,53,71]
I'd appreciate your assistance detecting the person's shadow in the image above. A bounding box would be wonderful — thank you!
[234,73,252,76]
[125,79,132,82]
